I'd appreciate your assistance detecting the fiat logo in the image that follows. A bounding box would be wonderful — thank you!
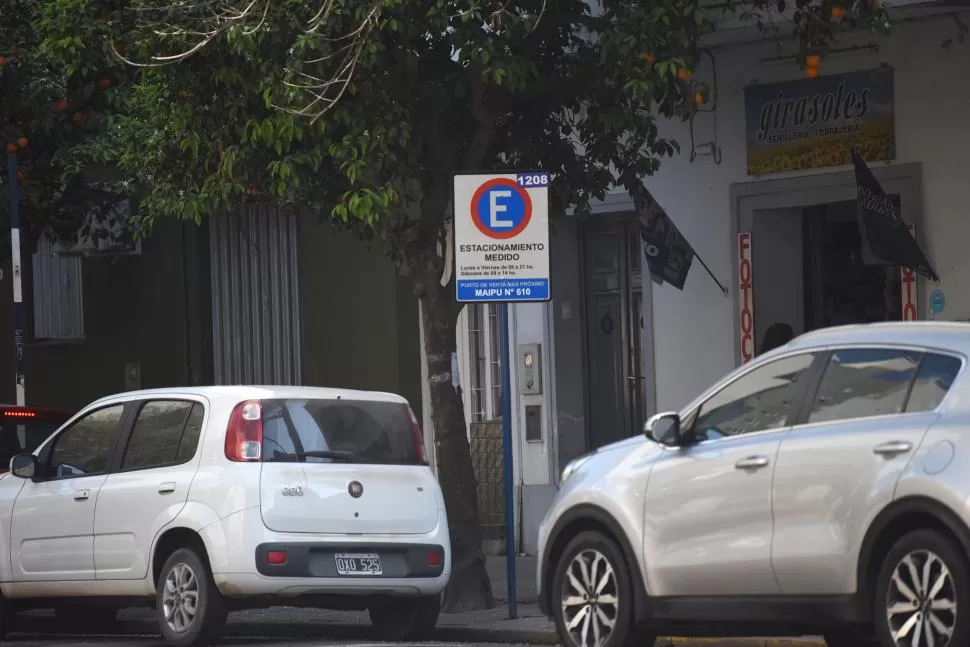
[348,481,363,498]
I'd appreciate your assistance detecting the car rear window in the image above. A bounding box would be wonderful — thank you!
[261,399,420,465]
[0,418,62,466]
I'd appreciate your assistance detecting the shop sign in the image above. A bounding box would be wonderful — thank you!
[738,233,755,363]
[901,224,917,321]
[744,67,895,176]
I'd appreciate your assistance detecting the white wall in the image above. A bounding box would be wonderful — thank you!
[646,13,970,410]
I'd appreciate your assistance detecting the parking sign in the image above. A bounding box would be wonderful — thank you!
[454,172,550,303]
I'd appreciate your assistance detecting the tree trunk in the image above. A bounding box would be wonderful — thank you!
[419,276,496,613]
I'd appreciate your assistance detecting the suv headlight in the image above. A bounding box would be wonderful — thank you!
[560,454,591,484]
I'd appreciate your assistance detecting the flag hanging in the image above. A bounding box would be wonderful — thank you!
[851,149,939,282]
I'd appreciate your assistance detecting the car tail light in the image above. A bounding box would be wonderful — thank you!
[405,405,429,466]
[225,400,263,462]
[426,550,443,568]
[266,551,287,565]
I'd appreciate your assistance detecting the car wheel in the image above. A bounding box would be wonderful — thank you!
[873,529,970,647]
[156,547,228,647]
[368,594,441,640]
[54,603,118,630]
[552,531,656,647]
[0,594,15,639]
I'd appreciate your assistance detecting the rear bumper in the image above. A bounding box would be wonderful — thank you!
[201,504,451,599]
[254,542,445,579]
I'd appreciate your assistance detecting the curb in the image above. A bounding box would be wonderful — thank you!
[436,626,827,646]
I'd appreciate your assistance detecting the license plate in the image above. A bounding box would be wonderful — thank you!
[334,553,382,576]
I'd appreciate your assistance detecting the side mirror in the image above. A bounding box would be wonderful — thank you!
[644,412,682,447]
[9,454,36,479]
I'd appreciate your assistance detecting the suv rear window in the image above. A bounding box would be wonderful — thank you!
[261,399,420,465]
[0,417,63,467]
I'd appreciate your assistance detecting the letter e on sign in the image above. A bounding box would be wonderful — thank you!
[738,233,755,363]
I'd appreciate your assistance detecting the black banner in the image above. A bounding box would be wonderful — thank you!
[634,191,695,291]
[851,149,939,282]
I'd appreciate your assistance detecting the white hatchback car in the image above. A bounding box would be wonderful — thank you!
[0,386,450,646]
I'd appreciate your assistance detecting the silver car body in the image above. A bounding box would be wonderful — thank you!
[537,322,970,633]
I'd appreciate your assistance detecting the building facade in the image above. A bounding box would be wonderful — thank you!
[440,6,970,554]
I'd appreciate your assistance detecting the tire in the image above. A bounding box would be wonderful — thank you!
[54,603,118,630]
[872,529,970,647]
[368,594,441,640]
[0,593,15,639]
[155,547,228,647]
[551,531,656,647]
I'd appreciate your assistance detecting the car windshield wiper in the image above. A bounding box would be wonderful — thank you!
[270,449,363,463]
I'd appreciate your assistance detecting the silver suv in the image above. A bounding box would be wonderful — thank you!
[537,322,970,647]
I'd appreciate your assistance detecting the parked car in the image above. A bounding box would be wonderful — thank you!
[0,405,71,472]
[538,322,970,647]
[0,386,449,646]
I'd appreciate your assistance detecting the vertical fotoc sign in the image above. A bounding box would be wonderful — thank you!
[738,233,755,363]
[900,223,917,321]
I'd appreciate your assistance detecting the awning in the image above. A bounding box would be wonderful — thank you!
[851,149,939,282]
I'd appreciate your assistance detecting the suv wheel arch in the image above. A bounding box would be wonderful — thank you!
[541,504,650,622]
[857,495,970,617]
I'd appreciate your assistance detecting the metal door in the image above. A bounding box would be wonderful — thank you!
[582,217,645,450]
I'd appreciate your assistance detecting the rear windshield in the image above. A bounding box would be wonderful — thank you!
[261,399,419,465]
[0,419,62,466]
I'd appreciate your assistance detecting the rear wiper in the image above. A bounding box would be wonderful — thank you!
[271,450,364,462]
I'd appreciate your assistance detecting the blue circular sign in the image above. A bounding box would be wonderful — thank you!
[471,178,533,240]
[930,289,946,316]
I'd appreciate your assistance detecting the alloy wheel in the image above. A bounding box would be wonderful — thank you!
[886,549,957,647]
[162,562,200,633]
[561,549,620,647]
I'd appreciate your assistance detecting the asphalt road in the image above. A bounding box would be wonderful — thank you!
[9,635,528,647]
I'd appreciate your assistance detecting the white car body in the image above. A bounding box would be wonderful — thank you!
[0,385,449,643]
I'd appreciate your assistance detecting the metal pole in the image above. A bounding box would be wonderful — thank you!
[498,302,517,619]
[7,153,25,406]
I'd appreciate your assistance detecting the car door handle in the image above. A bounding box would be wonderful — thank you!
[735,455,770,470]
[73,489,90,501]
[158,482,176,494]
[873,441,913,457]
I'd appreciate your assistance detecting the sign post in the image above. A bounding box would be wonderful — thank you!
[454,171,551,620]
[7,152,25,406]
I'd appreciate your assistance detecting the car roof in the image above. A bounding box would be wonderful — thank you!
[783,321,970,356]
[87,385,410,408]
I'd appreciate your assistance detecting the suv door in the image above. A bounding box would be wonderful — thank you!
[10,404,126,581]
[94,398,205,580]
[771,347,944,594]
[642,351,819,596]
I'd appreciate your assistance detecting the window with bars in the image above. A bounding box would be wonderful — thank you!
[466,303,503,423]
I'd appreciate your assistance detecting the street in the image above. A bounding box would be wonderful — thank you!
[8,610,540,647]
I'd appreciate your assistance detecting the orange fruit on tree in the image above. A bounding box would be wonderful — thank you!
[16,137,27,149]
[54,98,69,112]
[806,54,821,68]
[15,170,24,181]
[677,67,691,81]
[805,67,820,78]
[99,78,112,90]
[0,56,7,67]
[644,53,656,65]
[5,143,17,154]
[831,6,845,17]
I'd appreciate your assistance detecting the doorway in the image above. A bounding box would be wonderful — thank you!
[732,164,924,363]
[581,217,646,450]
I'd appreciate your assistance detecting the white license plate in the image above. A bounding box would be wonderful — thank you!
[334,553,382,576]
